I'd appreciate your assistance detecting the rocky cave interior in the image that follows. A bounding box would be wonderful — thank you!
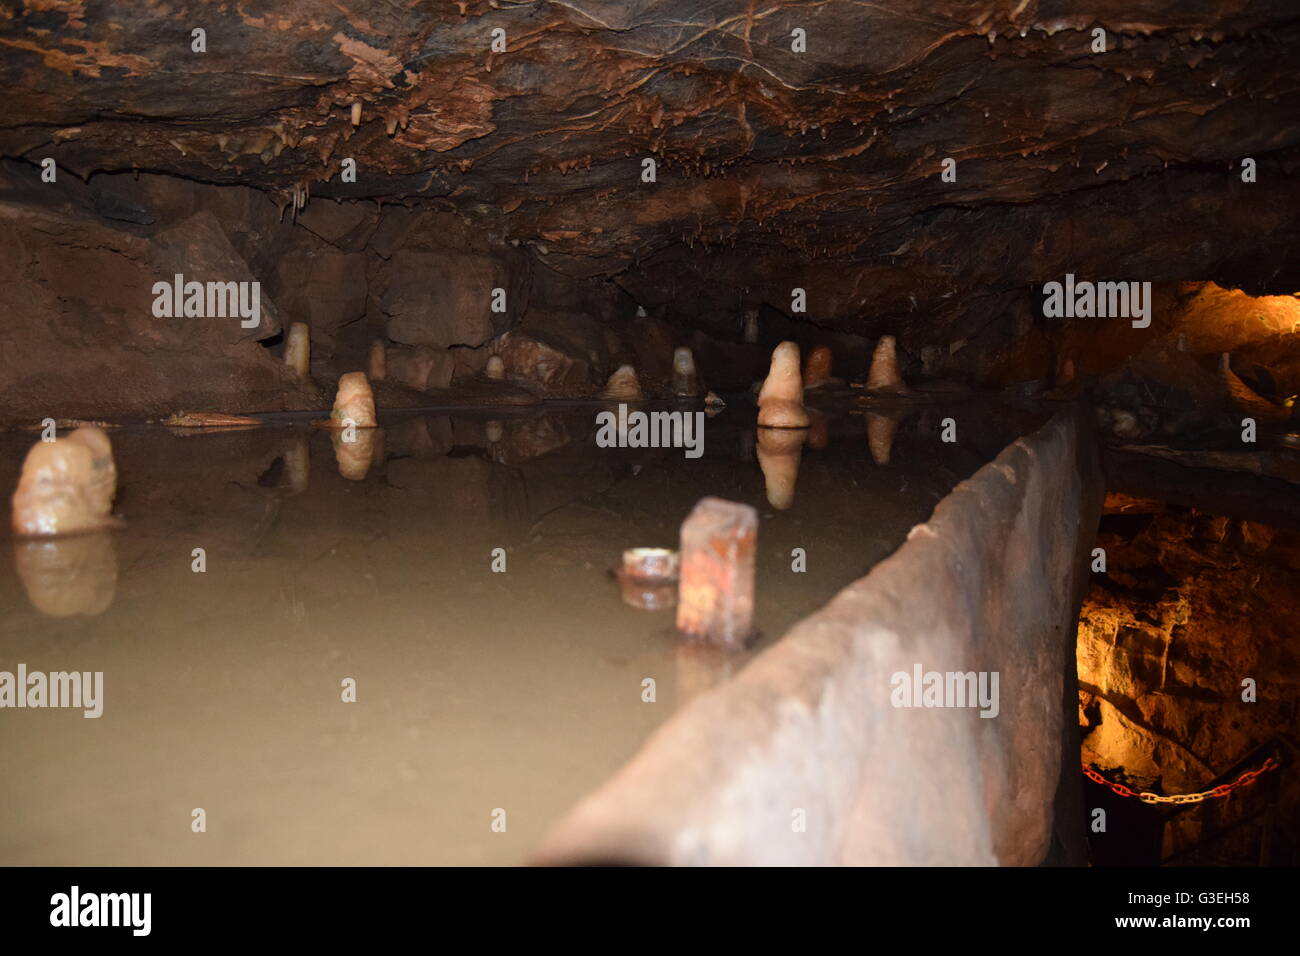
[0,1,1297,867]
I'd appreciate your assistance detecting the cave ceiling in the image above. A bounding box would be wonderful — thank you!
[2,1,1299,327]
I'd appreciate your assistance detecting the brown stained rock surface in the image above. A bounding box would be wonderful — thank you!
[0,3,1296,420]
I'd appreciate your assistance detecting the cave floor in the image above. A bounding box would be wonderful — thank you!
[1,400,1039,864]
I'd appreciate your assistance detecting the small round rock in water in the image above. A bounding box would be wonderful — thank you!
[331,372,377,428]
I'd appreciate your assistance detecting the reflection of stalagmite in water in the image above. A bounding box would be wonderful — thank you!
[485,354,505,380]
[672,347,700,397]
[803,345,833,389]
[284,436,310,495]
[866,411,902,465]
[867,335,911,395]
[332,428,383,480]
[11,426,118,536]
[756,341,810,428]
[285,322,311,378]
[601,364,643,401]
[329,372,378,428]
[15,533,118,617]
[806,408,829,450]
[368,340,387,381]
[756,426,807,510]
[676,641,752,705]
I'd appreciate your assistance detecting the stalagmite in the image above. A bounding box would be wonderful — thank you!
[867,410,902,465]
[368,341,387,381]
[756,341,810,428]
[672,347,700,397]
[867,335,911,395]
[350,100,362,127]
[601,364,643,401]
[676,497,757,649]
[803,346,833,389]
[11,426,118,537]
[285,322,311,378]
[756,427,807,510]
[329,372,377,428]
[485,354,505,380]
[742,310,760,344]
[14,533,118,617]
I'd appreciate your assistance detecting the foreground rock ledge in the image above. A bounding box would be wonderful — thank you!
[533,407,1103,866]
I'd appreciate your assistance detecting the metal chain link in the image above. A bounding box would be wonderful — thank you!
[1083,756,1279,805]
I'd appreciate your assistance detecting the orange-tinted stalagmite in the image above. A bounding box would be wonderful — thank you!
[675,497,757,649]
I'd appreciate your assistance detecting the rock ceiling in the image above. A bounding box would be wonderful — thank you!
[3,1,1299,328]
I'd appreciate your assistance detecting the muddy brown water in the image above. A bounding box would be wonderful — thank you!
[0,401,1039,864]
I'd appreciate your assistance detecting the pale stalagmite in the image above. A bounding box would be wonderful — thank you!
[332,428,382,481]
[485,354,505,380]
[11,426,118,536]
[367,340,387,381]
[867,335,911,395]
[676,496,757,649]
[285,322,311,378]
[15,533,118,617]
[867,410,902,465]
[756,426,807,510]
[756,341,810,428]
[742,310,759,344]
[331,372,377,428]
[601,364,643,401]
[672,347,700,397]
[803,346,833,389]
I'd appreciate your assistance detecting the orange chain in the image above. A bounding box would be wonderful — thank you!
[1083,756,1280,805]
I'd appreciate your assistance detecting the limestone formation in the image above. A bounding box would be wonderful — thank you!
[675,497,757,648]
[329,372,377,428]
[756,427,807,510]
[672,347,699,398]
[742,311,760,345]
[601,364,643,402]
[867,335,911,395]
[756,341,810,429]
[11,426,118,537]
[485,355,505,381]
[803,346,833,389]
[285,322,311,378]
